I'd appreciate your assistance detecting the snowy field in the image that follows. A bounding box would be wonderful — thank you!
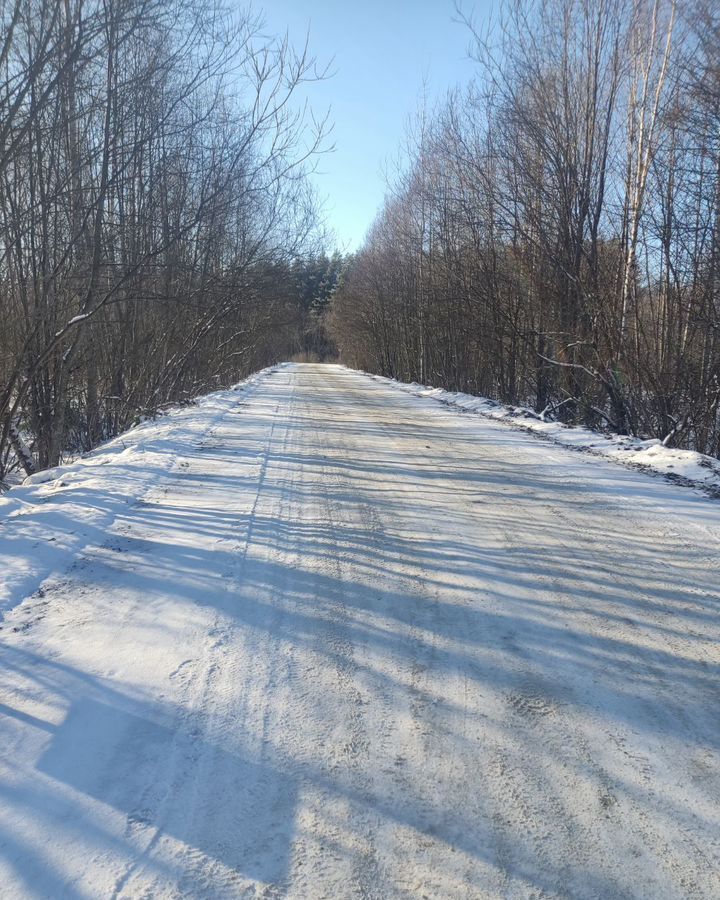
[1,363,719,898]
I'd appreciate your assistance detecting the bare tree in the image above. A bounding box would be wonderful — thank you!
[0,0,329,483]
[331,0,720,458]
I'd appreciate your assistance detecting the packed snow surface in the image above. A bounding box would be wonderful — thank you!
[362,370,720,497]
[0,363,719,899]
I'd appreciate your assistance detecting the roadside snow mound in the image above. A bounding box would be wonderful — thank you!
[361,370,720,497]
[0,365,284,615]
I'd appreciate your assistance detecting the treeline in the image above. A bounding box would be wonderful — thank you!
[331,0,720,457]
[291,252,342,361]
[0,0,327,483]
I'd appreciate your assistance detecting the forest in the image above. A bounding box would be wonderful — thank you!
[3,0,720,483]
[0,0,338,484]
[331,0,720,459]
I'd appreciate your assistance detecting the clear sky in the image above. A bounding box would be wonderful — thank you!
[259,1,486,252]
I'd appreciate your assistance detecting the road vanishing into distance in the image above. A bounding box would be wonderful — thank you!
[1,364,719,898]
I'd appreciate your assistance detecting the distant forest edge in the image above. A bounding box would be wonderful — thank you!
[0,0,337,483]
[331,0,720,461]
[3,0,720,485]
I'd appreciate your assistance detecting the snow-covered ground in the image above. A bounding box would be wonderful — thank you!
[361,370,720,498]
[0,365,280,614]
[0,363,719,898]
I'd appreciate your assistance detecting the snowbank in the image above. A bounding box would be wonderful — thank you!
[359,370,720,498]
[0,365,283,616]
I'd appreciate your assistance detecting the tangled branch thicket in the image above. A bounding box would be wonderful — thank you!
[331,0,720,458]
[0,0,329,481]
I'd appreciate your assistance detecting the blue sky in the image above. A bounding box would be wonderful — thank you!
[259,1,488,251]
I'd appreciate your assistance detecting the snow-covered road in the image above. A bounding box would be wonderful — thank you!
[1,363,719,899]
